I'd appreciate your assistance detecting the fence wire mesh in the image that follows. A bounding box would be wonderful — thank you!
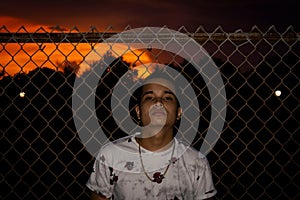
[1,26,299,200]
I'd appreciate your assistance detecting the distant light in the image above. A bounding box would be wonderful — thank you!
[275,90,281,97]
[19,92,25,98]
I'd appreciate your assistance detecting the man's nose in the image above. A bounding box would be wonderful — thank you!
[154,97,164,106]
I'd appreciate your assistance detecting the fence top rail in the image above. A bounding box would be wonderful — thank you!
[0,32,299,43]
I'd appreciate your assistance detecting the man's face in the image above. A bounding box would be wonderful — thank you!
[135,82,181,129]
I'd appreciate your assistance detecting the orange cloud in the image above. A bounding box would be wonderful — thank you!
[0,20,180,79]
[0,40,155,78]
[78,43,153,78]
[0,43,92,76]
[0,16,57,32]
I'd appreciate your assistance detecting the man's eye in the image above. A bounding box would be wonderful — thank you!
[144,96,154,101]
[163,96,174,101]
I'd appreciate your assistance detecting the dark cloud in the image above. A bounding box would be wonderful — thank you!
[1,0,299,31]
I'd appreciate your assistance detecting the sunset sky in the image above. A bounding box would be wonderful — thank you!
[1,0,299,32]
[0,0,299,77]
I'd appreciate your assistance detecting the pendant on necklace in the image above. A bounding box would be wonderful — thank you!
[152,172,165,184]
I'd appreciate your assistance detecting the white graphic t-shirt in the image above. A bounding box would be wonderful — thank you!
[87,136,217,200]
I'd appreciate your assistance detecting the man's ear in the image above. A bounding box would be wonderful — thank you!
[177,107,182,120]
[135,105,140,120]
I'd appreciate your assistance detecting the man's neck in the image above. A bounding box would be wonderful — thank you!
[135,127,174,152]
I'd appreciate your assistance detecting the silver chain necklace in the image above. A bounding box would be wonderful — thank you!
[138,141,175,184]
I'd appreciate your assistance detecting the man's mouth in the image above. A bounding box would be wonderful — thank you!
[151,109,166,116]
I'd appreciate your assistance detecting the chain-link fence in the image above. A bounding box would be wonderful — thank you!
[1,26,299,200]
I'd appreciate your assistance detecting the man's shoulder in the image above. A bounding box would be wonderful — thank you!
[176,140,209,166]
[110,135,134,146]
[98,135,137,155]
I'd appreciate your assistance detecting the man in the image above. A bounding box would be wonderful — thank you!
[87,71,217,199]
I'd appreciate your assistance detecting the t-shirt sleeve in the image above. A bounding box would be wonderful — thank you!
[86,152,113,199]
[193,153,217,199]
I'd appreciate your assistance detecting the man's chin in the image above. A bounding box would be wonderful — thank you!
[139,123,164,136]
